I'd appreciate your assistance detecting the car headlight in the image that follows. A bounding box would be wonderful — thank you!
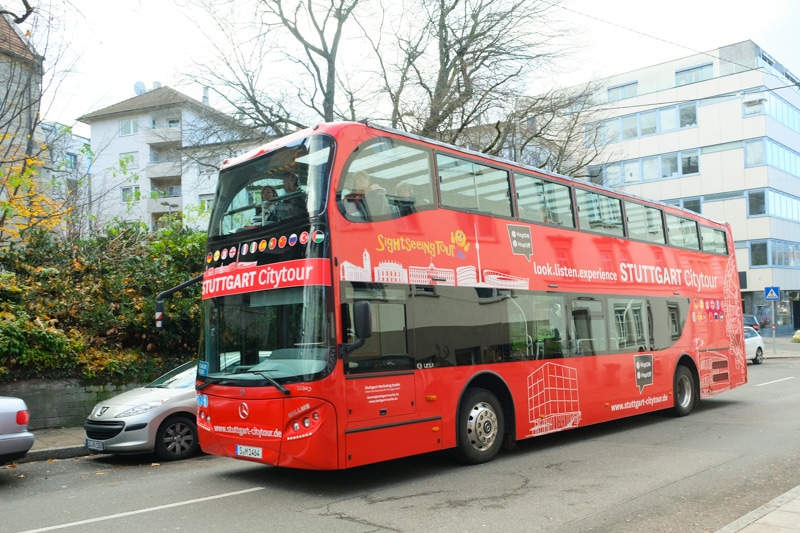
[116,399,169,418]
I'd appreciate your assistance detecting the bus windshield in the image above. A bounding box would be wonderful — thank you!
[199,286,331,384]
[209,133,332,237]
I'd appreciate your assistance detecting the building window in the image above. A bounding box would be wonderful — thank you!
[64,153,77,169]
[640,110,657,136]
[642,157,659,181]
[675,64,713,86]
[682,198,702,214]
[750,242,768,266]
[620,115,638,139]
[622,161,640,183]
[659,107,677,131]
[661,154,678,178]
[121,186,140,203]
[119,119,138,136]
[749,240,800,268]
[119,151,139,169]
[607,82,638,102]
[168,118,180,128]
[199,194,214,212]
[679,103,697,128]
[745,139,764,166]
[748,191,766,216]
[766,190,800,222]
[591,101,697,145]
[681,150,699,174]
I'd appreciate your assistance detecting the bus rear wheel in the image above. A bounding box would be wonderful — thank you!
[671,365,696,417]
[454,388,504,464]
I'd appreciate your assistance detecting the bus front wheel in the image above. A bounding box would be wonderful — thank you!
[671,365,696,417]
[454,388,504,464]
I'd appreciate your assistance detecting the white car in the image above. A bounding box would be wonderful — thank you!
[84,361,198,461]
[744,326,764,365]
[0,396,35,465]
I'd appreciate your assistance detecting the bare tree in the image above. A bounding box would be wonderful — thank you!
[188,0,606,176]
[189,0,362,132]
[0,0,34,24]
[0,6,47,244]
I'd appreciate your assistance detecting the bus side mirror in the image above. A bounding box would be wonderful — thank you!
[341,300,372,357]
[353,300,373,339]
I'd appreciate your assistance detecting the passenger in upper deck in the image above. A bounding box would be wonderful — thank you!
[254,185,279,224]
[276,171,307,221]
[342,171,393,221]
[393,180,417,216]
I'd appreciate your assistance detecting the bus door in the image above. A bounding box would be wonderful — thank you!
[343,298,417,423]
[343,295,443,466]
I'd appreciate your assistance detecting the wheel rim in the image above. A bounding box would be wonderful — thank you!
[162,421,194,457]
[466,401,498,452]
[755,348,763,363]
[676,373,692,409]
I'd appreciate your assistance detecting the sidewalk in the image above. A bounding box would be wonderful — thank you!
[10,335,800,532]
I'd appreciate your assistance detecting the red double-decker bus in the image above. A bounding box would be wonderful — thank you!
[196,121,746,469]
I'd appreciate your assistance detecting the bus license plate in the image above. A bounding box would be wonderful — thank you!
[86,439,104,451]
[236,445,263,459]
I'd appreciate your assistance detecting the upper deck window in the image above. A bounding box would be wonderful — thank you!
[625,201,665,244]
[338,138,435,222]
[209,134,332,237]
[514,173,575,228]
[665,214,700,250]
[575,188,624,237]
[436,153,512,218]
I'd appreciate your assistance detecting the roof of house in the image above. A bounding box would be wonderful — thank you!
[77,85,224,124]
[0,11,41,63]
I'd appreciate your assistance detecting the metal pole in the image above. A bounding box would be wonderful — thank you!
[772,299,777,356]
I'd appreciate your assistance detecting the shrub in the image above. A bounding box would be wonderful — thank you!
[0,221,205,383]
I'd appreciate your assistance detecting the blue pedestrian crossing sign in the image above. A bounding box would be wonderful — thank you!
[764,286,780,301]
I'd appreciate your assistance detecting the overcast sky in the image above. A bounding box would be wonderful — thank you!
[36,0,800,138]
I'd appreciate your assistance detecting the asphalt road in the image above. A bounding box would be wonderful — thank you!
[1,359,798,533]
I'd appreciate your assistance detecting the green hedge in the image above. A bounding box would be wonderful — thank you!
[0,221,205,383]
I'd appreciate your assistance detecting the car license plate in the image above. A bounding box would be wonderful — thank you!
[86,439,104,452]
[235,445,262,459]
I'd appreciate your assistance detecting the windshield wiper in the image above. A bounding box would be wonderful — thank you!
[235,370,291,395]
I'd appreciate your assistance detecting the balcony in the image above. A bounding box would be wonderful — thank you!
[148,197,182,215]
[145,126,181,146]
[146,160,181,179]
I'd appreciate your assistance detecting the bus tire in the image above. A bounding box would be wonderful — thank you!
[671,365,696,417]
[454,388,504,464]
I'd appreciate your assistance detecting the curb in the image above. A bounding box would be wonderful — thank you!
[21,446,90,463]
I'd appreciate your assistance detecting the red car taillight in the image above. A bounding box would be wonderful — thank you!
[16,409,29,426]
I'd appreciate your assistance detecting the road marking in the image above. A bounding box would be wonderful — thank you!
[18,487,265,532]
[756,377,795,387]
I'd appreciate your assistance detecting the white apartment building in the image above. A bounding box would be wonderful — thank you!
[77,85,261,231]
[587,41,799,333]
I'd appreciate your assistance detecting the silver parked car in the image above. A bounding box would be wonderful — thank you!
[84,361,198,461]
[744,326,765,365]
[0,396,35,465]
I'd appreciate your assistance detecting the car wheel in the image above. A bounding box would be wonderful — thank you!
[753,347,764,365]
[453,388,504,464]
[671,365,696,417]
[155,415,198,461]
